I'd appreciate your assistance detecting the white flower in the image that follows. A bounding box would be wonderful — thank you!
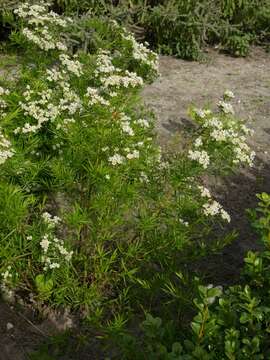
[194,108,206,118]
[202,199,231,223]
[224,90,235,99]
[203,201,221,216]
[210,129,230,142]
[203,117,223,129]
[0,130,14,165]
[0,87,9,96]
[101,72,143,89]
[49,262,60,269]
[108,153,125,166]
[218,101,234,115]
[198,186,211,198]
[194,137,203,147]
[95,51,116,75]
[42,212,61,228]
[121,122,134,136]
[188,149,210,169]
[59,54,83,77]
[137,118,150,128]
[122,31,159,72]
[56,243,73,261]
[40,234,50,253]
[46,68,64,82]
[86,87,110,106]
[179,218,189,226]
[220,209,231,223]
[126,150,139,160]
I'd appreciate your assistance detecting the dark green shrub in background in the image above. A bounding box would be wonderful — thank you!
[50,0,270,59]
[1,0,269,59]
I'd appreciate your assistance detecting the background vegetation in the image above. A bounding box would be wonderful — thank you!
[1,0,270,59]
[56,0,270,59]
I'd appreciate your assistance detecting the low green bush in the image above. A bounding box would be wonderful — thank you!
[114,193,270,359]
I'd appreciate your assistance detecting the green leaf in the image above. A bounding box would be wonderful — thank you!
[35,274,54,299]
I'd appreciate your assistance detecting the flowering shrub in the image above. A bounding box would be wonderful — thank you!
[0,3,255,326]
[188,93,255,172]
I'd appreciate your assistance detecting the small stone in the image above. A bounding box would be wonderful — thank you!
[6,322,14,331]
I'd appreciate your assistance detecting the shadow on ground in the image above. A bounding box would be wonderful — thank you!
[193,155,270,286]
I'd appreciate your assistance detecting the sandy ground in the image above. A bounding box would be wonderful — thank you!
[143,47,270,151]
[1,47,270,359]
[143,47,270,284]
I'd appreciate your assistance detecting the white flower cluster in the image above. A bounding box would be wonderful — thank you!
[40,212,73,271]
[0,266,15,302]
[194,108,212,119]
[15,3,69,52]
[46,67,64,82]
[86,87,110,106]
[0,86,10,96]
[137,118,150,128]
[179,218,189,226]
[126,149,140,160]
[42,212,61,229]
[14,80,82,134]
[188,149,210,169]
[224,90,235,99]
[95,51,143,90]
[119,113,134,136]
[108,142,143,166]
[108,153,125,166]
[22,27,67,52]
[218,101,235,115]
[40,234,73,271]
[101,71,143,89]
[232,139,256,166]
[59,54,83,77]
[12,5,84,135]
[122,32,159,73]
[59,83,82,115]
[95,50,117,74]
[198,185,231,222]
[15,3,69,27]
[14,88,58,134]
[0,86,9,119]
[190,92,255,168]
[0,129,14,165]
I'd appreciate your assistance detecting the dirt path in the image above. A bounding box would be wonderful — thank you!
[143,47,270,284]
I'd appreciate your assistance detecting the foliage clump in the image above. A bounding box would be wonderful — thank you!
[53,0,270,59]
[113,193,270,359]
